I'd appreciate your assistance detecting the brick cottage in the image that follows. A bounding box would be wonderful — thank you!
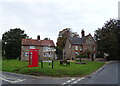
[21,35,56,61]
[65,30,97,60]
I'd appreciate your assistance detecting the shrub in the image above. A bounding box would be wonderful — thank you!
[82,54,88,58]
[96,53,104,58]
[76,54,88,58]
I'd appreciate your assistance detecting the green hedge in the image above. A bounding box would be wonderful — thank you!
[76,54,88,58]
[96,53,104,58]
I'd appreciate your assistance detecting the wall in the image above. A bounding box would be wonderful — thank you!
[83,35,97,58]
[21,45,55,61]
[65,39,84,60]
[21,46,30,61]
[65,39,72,60]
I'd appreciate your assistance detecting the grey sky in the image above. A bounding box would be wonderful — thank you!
[0,0,119,44]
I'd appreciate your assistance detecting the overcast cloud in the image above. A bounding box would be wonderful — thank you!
[0,0,119,44]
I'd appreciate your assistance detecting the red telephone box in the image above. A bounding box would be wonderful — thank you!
[28,49,38,68]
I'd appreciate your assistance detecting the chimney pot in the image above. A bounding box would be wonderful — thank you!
[37,35,40,40]
[81,29,85,37]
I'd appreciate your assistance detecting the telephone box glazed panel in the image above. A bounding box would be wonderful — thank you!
[28,49,38,68]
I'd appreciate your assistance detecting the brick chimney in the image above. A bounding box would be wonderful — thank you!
[37,35,40,40]
[81,29,85,37]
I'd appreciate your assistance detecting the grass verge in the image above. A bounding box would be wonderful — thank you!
[2,59,105,77]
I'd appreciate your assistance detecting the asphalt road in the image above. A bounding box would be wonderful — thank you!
[76,61,119,84]
[0,61,119,86]
[1,71,71,84]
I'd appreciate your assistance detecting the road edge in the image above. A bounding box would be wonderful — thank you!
[84,61,115,78]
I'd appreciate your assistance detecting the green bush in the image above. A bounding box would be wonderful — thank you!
[76,54,88,58]
[96,53,104,58]
[76,55,80,58]
[82,54,88,58]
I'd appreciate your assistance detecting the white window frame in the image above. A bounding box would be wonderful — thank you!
[93,47,95,51]
[75,46,78,50]
[43,52,51,57]
[24,52,28,56]
[80,47,82,51]
[69,45,71,48]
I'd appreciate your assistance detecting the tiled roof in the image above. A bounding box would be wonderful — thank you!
[68,34,94,45]
[22,39,55,47]
[69,37,84,45]
[40,40,55,47]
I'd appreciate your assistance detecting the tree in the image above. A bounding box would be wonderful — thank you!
[44,38,50,40]
[0,39,2,60]
[56,28,72,59]
[56,28,79,59]
[94,19,120,60]
[2,28,29,59]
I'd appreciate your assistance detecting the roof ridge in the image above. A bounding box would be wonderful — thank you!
[22,39,55,46]
[22,38,37,40]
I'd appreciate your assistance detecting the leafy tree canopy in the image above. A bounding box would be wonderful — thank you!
[2,28,29,59]
[94,19,120,60]
[56,28,79,59]
[44,38,50,40]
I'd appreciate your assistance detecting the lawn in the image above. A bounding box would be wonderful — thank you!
[0,60,2,71]
[2,59,105,77]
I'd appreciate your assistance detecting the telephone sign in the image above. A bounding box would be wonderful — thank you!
[28,49,38,68]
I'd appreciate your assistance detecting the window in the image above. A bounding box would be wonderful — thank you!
[75,52,79,55]
[69,45,71,48]
[43,52,51,57]
[75,46,78,50]
[21,46,24,49]
[24,52,28,56]
[43,53,48,57]
[93,47,95,51]
[80,47,82,51]
[30,46,35,49]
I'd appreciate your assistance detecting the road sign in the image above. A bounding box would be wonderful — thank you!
[42,60,52,62]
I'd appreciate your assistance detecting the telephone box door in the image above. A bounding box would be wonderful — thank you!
[28,49,38,68]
